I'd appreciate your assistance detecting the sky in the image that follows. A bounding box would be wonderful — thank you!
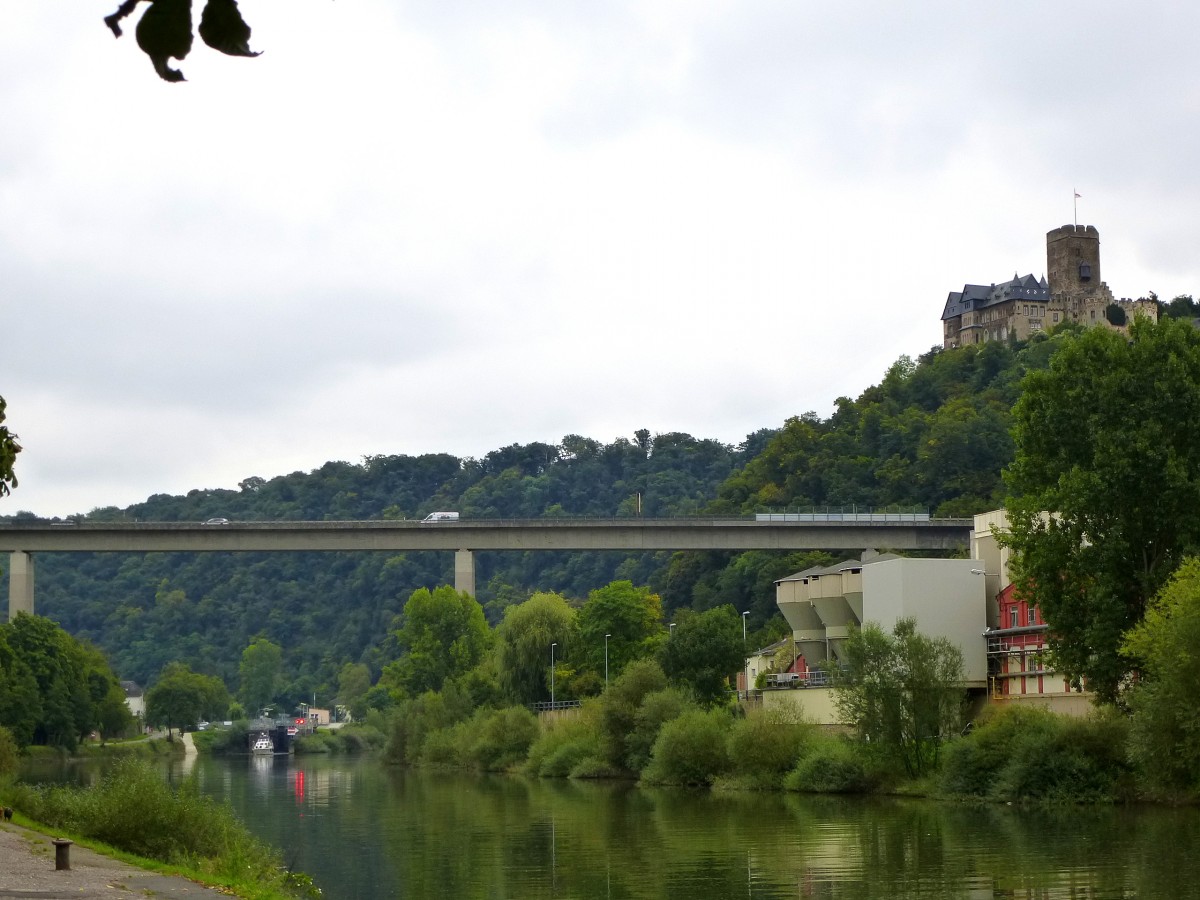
[4,1,1200,519]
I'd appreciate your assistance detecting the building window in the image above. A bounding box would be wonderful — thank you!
[1010,608,1019,628]
[1053,312,1059,323]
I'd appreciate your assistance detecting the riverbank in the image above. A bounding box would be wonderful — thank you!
[0,818,232,898]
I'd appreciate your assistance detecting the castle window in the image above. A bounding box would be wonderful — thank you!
[1053,312,1059,322]
[1079,263,1092,281]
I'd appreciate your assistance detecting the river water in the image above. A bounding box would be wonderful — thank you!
[20,753,1200,899]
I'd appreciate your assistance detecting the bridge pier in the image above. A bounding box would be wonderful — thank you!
[8,551,34,621]
[454,549,475,597]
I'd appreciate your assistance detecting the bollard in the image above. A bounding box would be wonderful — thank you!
[52,838,72,871]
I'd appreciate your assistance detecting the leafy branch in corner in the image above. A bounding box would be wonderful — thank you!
[105,0,261,83]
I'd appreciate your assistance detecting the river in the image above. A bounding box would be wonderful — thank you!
[20,753,1200,899]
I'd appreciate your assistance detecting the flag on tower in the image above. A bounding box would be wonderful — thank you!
[1075,192,1082,198]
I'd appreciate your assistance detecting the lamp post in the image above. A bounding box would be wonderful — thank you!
[742,611,749,644]
[550,642,557,708]
[669,622,676,637]
[604,634,611,685]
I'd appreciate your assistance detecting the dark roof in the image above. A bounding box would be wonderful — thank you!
[942,273,1049,321]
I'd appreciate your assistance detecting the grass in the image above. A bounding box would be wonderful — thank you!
[0,759,318,899]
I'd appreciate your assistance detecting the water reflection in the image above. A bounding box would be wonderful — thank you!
[20,755,1199,899]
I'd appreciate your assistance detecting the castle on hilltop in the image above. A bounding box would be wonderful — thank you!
[940,225,1158,350]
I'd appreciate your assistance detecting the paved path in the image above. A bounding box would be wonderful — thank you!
[0,820,232,898]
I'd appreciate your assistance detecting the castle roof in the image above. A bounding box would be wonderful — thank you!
[942,273,1049,321]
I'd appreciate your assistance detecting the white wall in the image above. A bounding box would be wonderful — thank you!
[861,558,988,686]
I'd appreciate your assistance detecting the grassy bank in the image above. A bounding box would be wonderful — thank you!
[0,758,317,899]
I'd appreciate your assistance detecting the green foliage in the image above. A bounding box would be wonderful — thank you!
[1122,557,1200,794]
[659,605,744,705]
[494,591,577,704]
[0,396,19,497]
[576,581,664,684]
[784,735,878,793]
[382,687,472,765]
[525,706,603,778]
[7,758,277,870]
[596,658,668,771]
[1161,294,1200,320]
[641,707,733,786]
[834,618,965,777]
[1004,317,1200,703]
[238,638,283,716]
[625,688,692,774]
[938,706,1132,802]
[336,663,372,721]
[722,707,812,790]
[466,706,540,771]
[385,585,491,696]
[0,613,128,750]
[145,662,229,735]
[0,725,18,776]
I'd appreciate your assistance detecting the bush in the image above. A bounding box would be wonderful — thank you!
[723,707,812,790]
[525,707,602,777]
[938,706,1133,802]
[417,722,469,768]
[0,726,19,777]
[641,708,732,786]
[467,707,539,771]
[598,660,668,770]
[5,758,274,867]
[624,688,692,774]
[785,736,877,793]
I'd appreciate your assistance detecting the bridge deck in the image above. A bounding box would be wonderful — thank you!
[0,518,973,553]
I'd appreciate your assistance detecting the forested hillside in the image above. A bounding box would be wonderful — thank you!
[4,332,1068,706]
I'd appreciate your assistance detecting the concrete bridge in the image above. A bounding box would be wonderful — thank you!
[0,517,973,619]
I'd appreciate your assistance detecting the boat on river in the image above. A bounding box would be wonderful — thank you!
[251,734,274,754]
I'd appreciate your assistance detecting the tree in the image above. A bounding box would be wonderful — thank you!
[1121,557,1200,792]
[239,638,283,715]
[145,662,229,736]
[384,586,491,696]
[337,662,372,720]
[834,618,964,777]
[104,0,261,83]
[1003,317,1200,703]
[576,580,663,684]
[0,396,19,497]
[494,592,576,704]
[658,605,743,705]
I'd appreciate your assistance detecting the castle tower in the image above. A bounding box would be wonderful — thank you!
[1046,224,1101,296]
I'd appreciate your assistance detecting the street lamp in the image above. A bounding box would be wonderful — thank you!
[604,633,611,685]
[669,622,676,636]
[742,611,749,644]
[550,642,557,708]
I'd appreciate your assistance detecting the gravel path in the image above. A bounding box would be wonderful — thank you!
[0,820,234,898]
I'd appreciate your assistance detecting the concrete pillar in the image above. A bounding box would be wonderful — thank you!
[8,551,34,621]
[454,549,476,597]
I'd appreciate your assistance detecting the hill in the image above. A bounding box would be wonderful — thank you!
[4,332,1068,705]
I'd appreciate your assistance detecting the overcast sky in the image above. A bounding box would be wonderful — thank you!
[4,1,1199,518]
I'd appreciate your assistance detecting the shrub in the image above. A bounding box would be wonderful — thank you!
[417,722,469,768]
[598,659,668,770]
[525,707,602,777]
[0,726,19,777]
[467,707,539,771]
[724,707,812,790]
[624,688,692,774]
[785,736,876,793]
[6,758,274,866]
[938,706,1133,802]
[641,708,732,786]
